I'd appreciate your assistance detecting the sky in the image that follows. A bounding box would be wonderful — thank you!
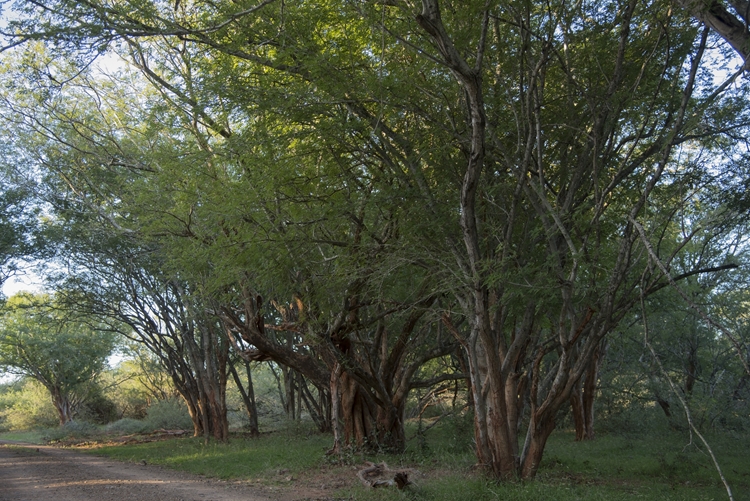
[2,271,43,298]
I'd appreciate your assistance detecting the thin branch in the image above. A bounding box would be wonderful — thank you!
[639,272,735,501]
[631,216,750,378]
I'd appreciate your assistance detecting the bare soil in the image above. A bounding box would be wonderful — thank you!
[0,440,356,501]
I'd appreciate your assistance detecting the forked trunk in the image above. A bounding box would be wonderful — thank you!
[330,364,408,453]
[51,390,75,426]
[175,370,229,441]
[183,394,203,437]
[230,360,259,436]
[466,339,519,479]
[375,400,406,452]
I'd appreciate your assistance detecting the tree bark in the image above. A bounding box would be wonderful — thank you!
[222,288,451,453]
[571,341,605,441]
[51,389,75,426]
[520,413,556,479]
[680,0,750,66]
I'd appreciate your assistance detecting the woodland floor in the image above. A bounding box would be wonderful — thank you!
[0,439,361,501]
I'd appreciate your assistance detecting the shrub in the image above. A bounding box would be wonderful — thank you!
[104,418,149,435]
[143,397,193,430]
[0,379,58,430]
[43,420,99,441]
[78,385,119,424]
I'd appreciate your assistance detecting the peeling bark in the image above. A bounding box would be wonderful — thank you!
[680,0,750,66]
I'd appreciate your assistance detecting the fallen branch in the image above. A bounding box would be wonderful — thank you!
[357,462,416,489]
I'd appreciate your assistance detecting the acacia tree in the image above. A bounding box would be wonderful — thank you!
[3,0,750,479]
[0,293,116,425]
[409,0,748,478]
[53,239,232,441]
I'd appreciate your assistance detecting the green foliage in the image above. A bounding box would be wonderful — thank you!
[105,350,177,420]
[0,164,43,291]
[77,385,118,425]
[43,420,100,442]
[225,362,286,430]
[0,379,58,431]
[598,289,750,435]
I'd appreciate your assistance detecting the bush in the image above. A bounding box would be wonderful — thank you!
[43,420,99,442]
[143,397,193,430]
[104,418,149,435]
[79,385,119,424]
[0,379,58,431]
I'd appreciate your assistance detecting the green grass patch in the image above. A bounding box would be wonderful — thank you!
[339,477,736,501]
[90,428,332,479]
[0,430,47,444]
[0,443,44,456]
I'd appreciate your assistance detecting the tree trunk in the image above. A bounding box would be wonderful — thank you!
[685,340,698,395]
[51,389,75,426]
[183,322,229,442]
[571,341,605,441]
[520,413,557,479]
[281,364,296,420]
[221,289,447,455]
[570,387,586,441]
[230,360,259,436]
[329,362,344,454]
[298,376,330,432]
[581,345,603,440]
[339,369,376,448]
[183,392,203,436]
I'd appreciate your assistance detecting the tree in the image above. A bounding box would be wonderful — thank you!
[56,246,232,441]
[0,292,116,424]
[2,0,749,480]
[410,0,749,479]
[0,43,234,440]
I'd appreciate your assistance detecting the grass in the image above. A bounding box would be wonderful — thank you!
[0,430,47,444]
[2,417,748,500]
[335,423,750,501]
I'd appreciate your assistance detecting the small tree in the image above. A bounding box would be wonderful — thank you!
[0,292,116,425]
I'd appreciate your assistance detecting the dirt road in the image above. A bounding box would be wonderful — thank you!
[0,440,275,501]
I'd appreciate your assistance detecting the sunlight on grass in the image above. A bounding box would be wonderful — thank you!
[92,430,332,479]
[0,430,46,444]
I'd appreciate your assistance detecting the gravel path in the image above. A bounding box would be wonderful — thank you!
[0,440,274,501]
